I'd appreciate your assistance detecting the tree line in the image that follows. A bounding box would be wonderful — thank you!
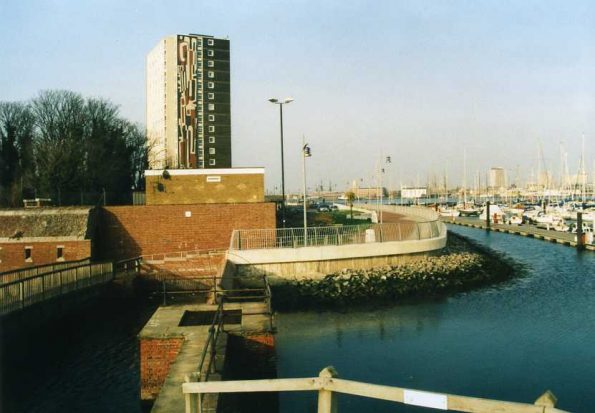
[0,90,147,207]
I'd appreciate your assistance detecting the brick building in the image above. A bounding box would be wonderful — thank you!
[145,168,265,205]
[0,208,96,272]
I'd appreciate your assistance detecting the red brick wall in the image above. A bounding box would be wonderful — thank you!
[140,337,185,401]
[98,203,276,260]
[0,240,91,272]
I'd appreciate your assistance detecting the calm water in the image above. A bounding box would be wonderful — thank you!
[1,287,158,413]
[2,229,593,412]
[276,226,595,412]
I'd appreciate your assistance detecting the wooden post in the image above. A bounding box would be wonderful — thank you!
[184,372,201,413]
[577,212,584,250]
[317,366,338,413]
[486,201,491,229]
[19,281,24,309]
[534,390,557,408]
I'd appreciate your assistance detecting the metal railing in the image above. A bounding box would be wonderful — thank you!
[0,260,114,316]
[114,257,142,276]
[230,221,445,251]
[141,249,226,263]
[377,204,441,221]
[0,258,92,286]
[196,300,226,383]
[183,367,568,413]
[188,275,274,410]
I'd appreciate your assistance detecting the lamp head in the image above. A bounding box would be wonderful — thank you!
[283,97,294,104]
[268,98,279,103]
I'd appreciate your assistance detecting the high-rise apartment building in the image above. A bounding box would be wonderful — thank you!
[146,34,231,169]
[489,167,507,189]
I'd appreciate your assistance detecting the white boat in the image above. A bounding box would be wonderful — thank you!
[507,215,522,225]
[479,204,506,223]
[439,207,460,218]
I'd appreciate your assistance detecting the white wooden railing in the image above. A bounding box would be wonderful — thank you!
[183,367,568,413]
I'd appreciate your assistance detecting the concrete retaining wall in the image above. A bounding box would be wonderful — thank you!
[227,230,447,280]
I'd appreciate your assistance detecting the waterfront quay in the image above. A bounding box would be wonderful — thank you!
[442,216,595,251]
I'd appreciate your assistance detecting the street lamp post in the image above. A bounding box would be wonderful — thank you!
[302,137,312,246]
[269,97,294,228]
[378,155,391,224]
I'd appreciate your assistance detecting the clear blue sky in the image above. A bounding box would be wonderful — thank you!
[1,0,593,192]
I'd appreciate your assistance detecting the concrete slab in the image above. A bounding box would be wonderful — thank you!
[142,301,272,413]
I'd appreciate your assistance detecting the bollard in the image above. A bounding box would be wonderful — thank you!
[486,201,491,229]
[577,212,584,250]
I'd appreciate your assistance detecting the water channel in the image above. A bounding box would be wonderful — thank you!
[276,226,595,413]
[2,226,593,412]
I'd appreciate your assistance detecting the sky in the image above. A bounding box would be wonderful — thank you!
[1,0,594,193]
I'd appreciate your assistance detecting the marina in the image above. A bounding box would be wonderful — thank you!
[442,216,594,251]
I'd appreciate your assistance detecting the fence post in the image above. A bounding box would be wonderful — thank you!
[209,328,216,374]
[534,390,558,408]
[184,372,202,413]
[19,281,24,309]
[317,366,338,413]
[162,279,167,306]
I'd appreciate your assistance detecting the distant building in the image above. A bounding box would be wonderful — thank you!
[489,167,506,189]
[401,187,427,199]
[146,34,231,169]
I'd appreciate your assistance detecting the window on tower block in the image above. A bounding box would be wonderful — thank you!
[208,49,214,56]
[209,159,216,166]
[209,126,215,132]
[209,147,216,155]
[208,39,214,46]
[208,61,214,67]
[209,136,216,143]
[208,93,214,99]
[208,114,215,121]
[208,82,214,89]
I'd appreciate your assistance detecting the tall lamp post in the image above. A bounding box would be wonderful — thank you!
[302,137,312,245]
[268,97,294,228]
[378,155,391,224]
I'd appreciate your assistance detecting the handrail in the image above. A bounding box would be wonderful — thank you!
[0,260,114,316]
[230,221,446,251]
[142,249,226,262]
[113,257,142,276]
[183,367,568,413]
[196,299,225,382]
[0,257,91,285]
[191,275,274,394]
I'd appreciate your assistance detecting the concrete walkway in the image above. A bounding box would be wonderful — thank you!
[144,301,271,413]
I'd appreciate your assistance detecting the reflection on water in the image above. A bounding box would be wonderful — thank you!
[276,227,595,413]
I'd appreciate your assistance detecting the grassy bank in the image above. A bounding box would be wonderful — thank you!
[272,233,523,310]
